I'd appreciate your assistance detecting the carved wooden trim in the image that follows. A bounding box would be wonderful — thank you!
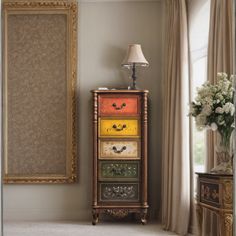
[105,209,129,218]
[222,181,233,209]
[142,91,148,205]
[93,91,98,205]
[3,0,77,9]
[222,213,233,236]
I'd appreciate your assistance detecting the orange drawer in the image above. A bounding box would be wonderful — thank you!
[98,95,140,116]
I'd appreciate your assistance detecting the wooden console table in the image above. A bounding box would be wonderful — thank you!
[196,173,233,236]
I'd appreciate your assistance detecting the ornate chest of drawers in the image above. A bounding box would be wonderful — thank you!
[92,90,149,225]
[196,173,233,236]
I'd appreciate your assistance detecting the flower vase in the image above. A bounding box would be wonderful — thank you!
[210,131,234,174]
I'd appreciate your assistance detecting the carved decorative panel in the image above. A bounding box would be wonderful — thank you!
[200,181,220,207]
[99,140,140,159]
[3,0,78,184]
[99,183,139,202]
[99,161,139,181]
[222,181,233,209]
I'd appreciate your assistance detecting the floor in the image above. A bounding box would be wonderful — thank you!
[4,221,178,236]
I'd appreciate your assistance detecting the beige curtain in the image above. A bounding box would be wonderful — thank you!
[162,0,191,235]
[207,0,235,170]
[203,0,235,236]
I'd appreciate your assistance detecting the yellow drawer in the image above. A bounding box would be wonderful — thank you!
[99,118,140,137]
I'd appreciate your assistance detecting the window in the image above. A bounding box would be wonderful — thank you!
[188,0,210,173]
[192,57,207,172]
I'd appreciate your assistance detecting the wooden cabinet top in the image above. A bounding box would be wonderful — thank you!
[196,172,233,179]
[91,89,149,94]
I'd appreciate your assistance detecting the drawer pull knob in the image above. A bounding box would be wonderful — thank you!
[112,146,127,153]
[112,124,127,131]
[112,103,126,110]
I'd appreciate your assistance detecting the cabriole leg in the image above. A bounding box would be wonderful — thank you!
[92,209,99,225]
[140,209,148,225]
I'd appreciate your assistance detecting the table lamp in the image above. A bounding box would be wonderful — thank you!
[122,44,149,89]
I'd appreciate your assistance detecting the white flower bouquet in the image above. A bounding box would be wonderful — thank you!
[190,72,235,148]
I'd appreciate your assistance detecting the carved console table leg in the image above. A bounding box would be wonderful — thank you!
[220,213,233,236]
[140,209,148,225]
[92,209,99,225]
[196,204,203,236]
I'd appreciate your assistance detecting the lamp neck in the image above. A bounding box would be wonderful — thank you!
[131,63,137,89]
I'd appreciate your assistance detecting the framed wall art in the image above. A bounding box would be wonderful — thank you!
[3,0,78,183]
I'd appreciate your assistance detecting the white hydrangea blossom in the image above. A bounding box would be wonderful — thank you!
[222,102,235,115]
[215,107,224,114]
[211,122,218,131]
[230,106,235,116]
[189,73,235,136]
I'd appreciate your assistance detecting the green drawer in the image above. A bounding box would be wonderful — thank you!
[99,183,139,202]
[99,161,139,181]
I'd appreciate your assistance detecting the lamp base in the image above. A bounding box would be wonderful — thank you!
[130,64,138,90]
[128,85,140,90]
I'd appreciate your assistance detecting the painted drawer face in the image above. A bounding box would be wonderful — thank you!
[99,118,139,137]
[200,181,220,207]
[99,140,140,159]
[99,183,139,202]
[99,161,139,181]
[99,95,140,116]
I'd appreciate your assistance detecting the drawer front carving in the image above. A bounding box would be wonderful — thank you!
[99,95,139,116]
[99,140,139,159]
[200,181,220,207]
[222,180,233,209]
[99,118,139,137]
[99,161,139,181]
[99,183,139,202]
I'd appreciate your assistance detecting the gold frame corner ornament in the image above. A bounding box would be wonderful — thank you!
[3,0,78,184]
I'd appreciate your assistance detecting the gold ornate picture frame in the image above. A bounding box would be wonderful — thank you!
[3,0,78,184]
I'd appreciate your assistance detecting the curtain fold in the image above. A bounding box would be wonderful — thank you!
[204,0,234,236]
[207,0,235,171]
[161,0,191,235]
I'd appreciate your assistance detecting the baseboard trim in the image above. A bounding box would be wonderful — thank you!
[4,208,159,221]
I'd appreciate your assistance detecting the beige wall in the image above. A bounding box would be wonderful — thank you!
[3,0,163,221]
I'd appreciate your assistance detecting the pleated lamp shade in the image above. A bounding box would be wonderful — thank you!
[122,44,149,67]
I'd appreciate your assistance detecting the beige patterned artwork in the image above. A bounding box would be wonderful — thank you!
[3,0,78,183]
